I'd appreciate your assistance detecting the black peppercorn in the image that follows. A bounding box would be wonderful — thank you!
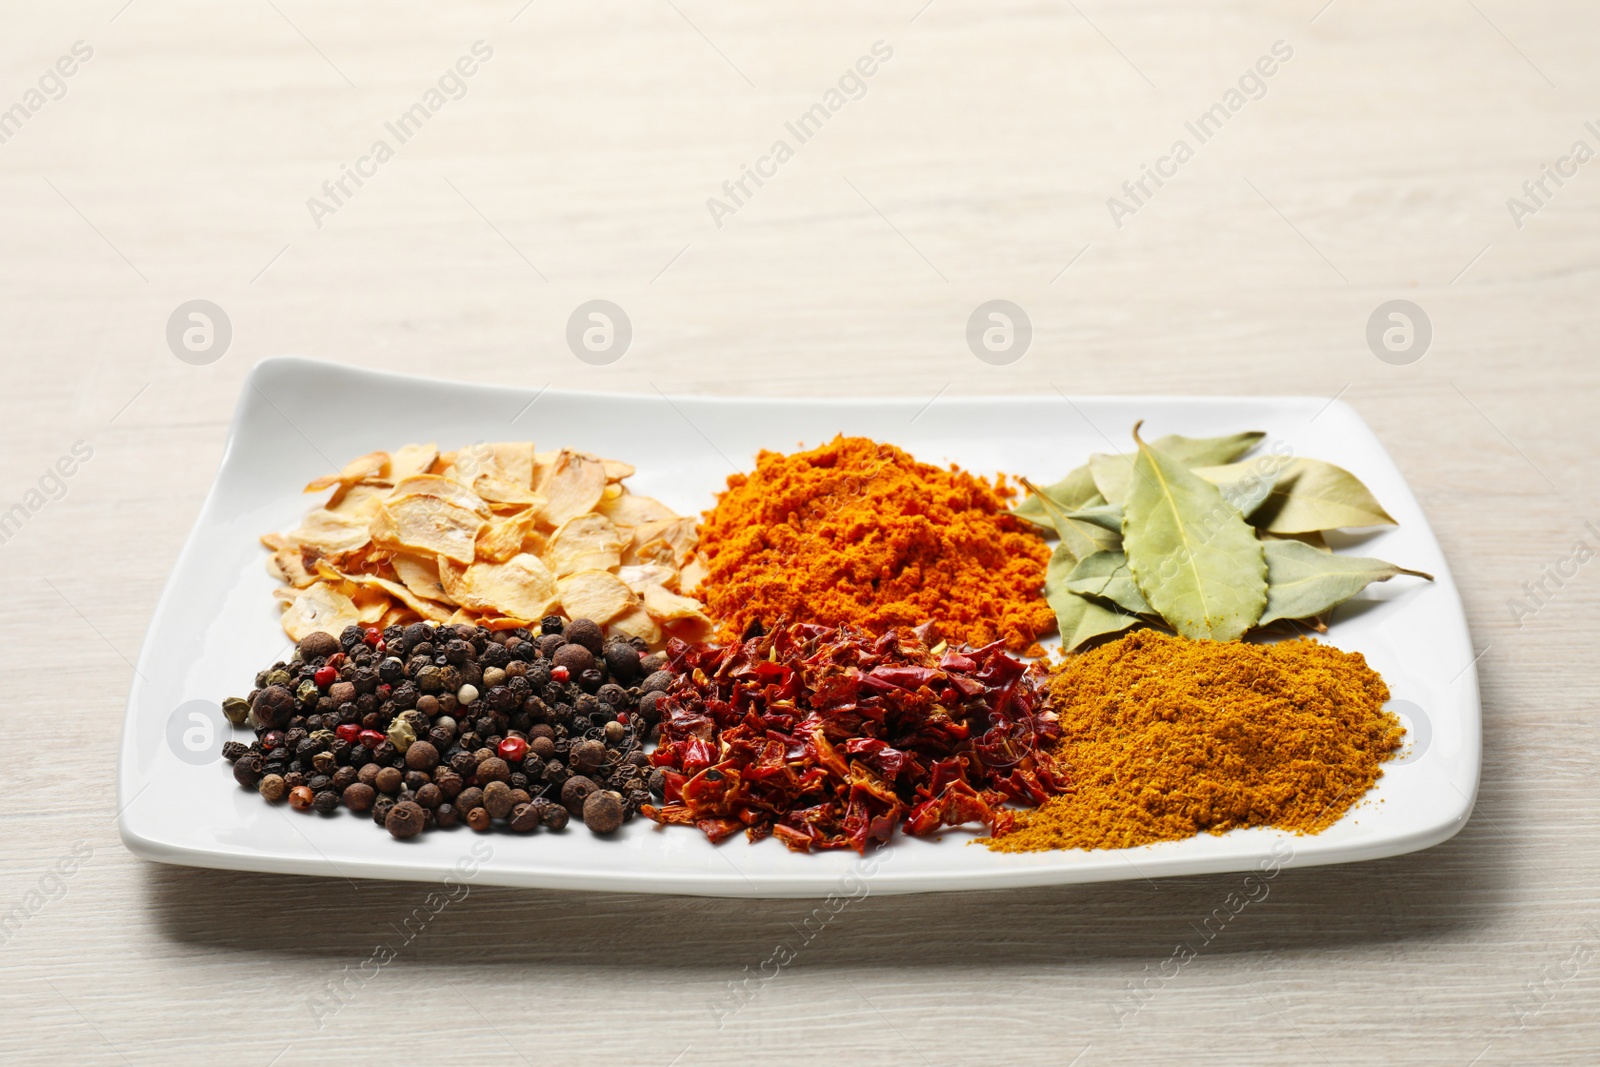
[540,802,569,831]
[232,755,264,789]
[509,803,541,833]
[312,790,340,814]
[435,803,459,829]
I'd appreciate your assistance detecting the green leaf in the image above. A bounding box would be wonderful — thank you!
[1065,550,1153,615]
[1045,544,1141,651]
[1019,477,1120,564]
[1191,460,1284,517]
[1088,431,1266,505]
[1064,502,1124,535]
[1259,539,1434,625]
[1009,464,1098,529]
[1122,424,1268,642]
[1248,458,1397,533]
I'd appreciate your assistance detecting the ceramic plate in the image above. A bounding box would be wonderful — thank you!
[117,356,1480,897]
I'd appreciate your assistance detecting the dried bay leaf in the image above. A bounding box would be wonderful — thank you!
[1259,539,1433,625]
[1019,477,1119,564]
[1249,458,1397,533]
[1089,431,1267,505]
[1064,550,1153,616]
[1010,464,1098,529]
[1191,459,1286,518]
[1123,424,1267,642]
[1044,543,1140,652]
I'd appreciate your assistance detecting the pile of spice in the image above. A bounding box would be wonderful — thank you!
[222,617,678,838]
[644,621,1069,852]
[986,630,1404,853]
[693,435,1054,654]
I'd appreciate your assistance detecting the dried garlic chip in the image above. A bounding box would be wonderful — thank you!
[477,509,537,564]
[379,605,419,629]
[462,554,560,621]
[602,459,636,482]
[376,496,486,565]
[305,451,390,506]
[389,475,490,516]
[389,442,439,483]
[664,614,716,644]
[617,564,678,593]
[598,493,679,528]
[287,509,372,555]
[491,443,536,487]
[639,583,707,622]
[352,584,392,624]
[316,560,453,622]
[608,606,661,646]
[556,569,638,624]
[544,514,625,578]
[392,553,456,606]
[473,473,546,509]
[280,582,361,642]
[326,483,391,524]
[537,450,608,527]
[678,556,708,595]
[267,547,317,589]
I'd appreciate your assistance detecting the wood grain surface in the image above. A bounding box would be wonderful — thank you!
[2,1,1597,1064]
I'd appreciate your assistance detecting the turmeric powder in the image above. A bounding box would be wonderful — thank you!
[696,435,1055,653]
[987,630,1403,852]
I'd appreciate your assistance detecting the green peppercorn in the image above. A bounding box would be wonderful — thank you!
[222,697,250,726]
[386,717,416,753]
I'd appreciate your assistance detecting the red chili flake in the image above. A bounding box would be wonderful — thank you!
[359,729,384,749]
[313,665,337,687]
[336,723,361,744]
[498,737,528,763]
[643,622,1068,853]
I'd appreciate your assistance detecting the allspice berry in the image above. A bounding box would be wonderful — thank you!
[475,756,511,784]
[582,791,624,834]
[299,631,341,660]
[564,618,604,655]
[509,803,541,833]
[385,800,426,839]
[404,739,439,770]
[342,782,376,812]
[570,739,605,773]
[561,774,599,815]
[482,780,515,819]
[466,806,491,831]
[553,643,595,676]
[374,766,403,794]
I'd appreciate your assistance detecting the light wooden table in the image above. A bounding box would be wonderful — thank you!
[3,1,1597,1063]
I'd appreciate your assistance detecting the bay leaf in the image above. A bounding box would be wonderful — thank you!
[1191,459,1286,518]
[1263,530,1330,552]
[1259,539,1434,625]
[1066,502,1124,535]
[1019,477,1120,564]
[1009,464,1099,529]
[1065,550,1153,616]
[1089,430,1267,505]
[1044,543,1141,651]
[1122,424,1268,642]
[1249,458,1397,533]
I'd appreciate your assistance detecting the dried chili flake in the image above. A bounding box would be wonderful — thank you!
[642,622,1069,853]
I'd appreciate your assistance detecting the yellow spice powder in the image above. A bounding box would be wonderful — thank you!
[987,630,1404,853]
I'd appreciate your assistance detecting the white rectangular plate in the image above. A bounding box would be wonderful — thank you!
[118,356,1480,897]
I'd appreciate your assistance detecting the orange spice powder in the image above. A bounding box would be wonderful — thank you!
[695,435,1055,653]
